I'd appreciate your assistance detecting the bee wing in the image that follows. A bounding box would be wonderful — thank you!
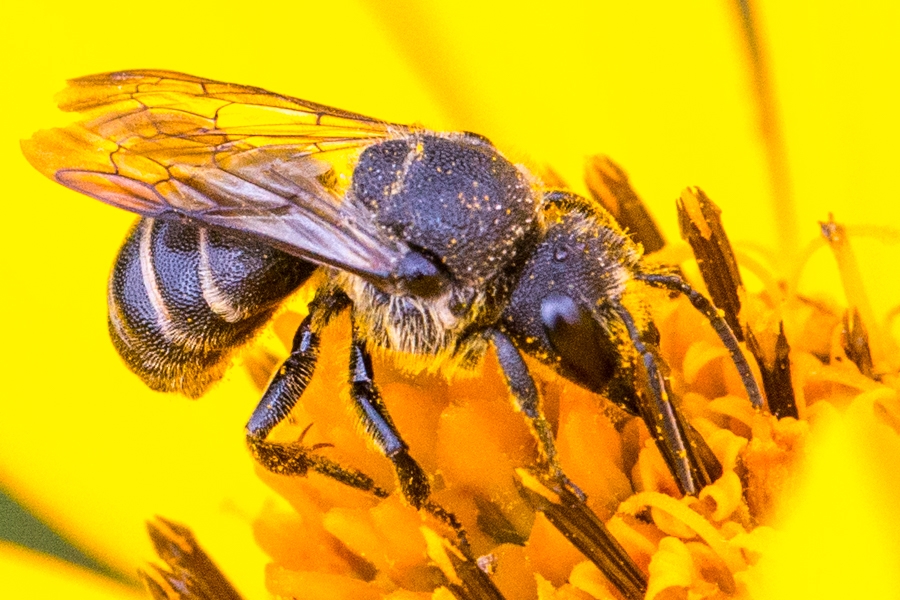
[22,70,416,282]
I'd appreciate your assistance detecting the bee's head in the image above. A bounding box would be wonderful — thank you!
[501,192,760,496]
[500,193,649,396]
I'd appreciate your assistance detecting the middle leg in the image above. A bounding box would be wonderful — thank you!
[348,318,431,508]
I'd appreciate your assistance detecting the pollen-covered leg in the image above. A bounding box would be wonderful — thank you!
[245,316,321,445]
[245,291,387,495]
[490,329,586,500]
[348,323,431,508]
[249,425,390,498]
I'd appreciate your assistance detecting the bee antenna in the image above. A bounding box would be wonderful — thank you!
[635,272,765,409]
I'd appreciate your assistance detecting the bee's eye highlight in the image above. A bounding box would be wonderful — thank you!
[540,292,617,391]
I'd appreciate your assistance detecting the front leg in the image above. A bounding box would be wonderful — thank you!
[490,328,585,500]
[611,300,719,495]
[348,321,431,508]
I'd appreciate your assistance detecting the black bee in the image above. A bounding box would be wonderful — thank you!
[23,70,763,510]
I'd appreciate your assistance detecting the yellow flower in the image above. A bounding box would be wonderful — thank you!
[3,1,899,598]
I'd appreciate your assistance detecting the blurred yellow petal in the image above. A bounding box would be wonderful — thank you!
[747,388,900,598]
[0,541,144,599]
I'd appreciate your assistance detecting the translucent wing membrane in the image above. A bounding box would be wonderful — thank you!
[22,70,417,283]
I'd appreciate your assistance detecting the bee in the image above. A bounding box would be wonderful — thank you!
[23,70,763,511]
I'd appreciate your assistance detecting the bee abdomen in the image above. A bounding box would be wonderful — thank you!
[108,218,315,398]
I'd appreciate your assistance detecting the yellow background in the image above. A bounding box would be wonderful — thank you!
[2,1,899,598]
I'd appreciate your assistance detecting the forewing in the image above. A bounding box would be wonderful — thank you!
[22,70,416,281]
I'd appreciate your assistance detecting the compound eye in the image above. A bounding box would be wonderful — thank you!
[395,250,448,298]
[540,292,618,392]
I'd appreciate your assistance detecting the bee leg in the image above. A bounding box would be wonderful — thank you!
[245,291,386,495]
[348,323,431,509]
[346,324,470,548]
[635,272,765,409]
[490,329,586,501]
[611,301,717,496]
